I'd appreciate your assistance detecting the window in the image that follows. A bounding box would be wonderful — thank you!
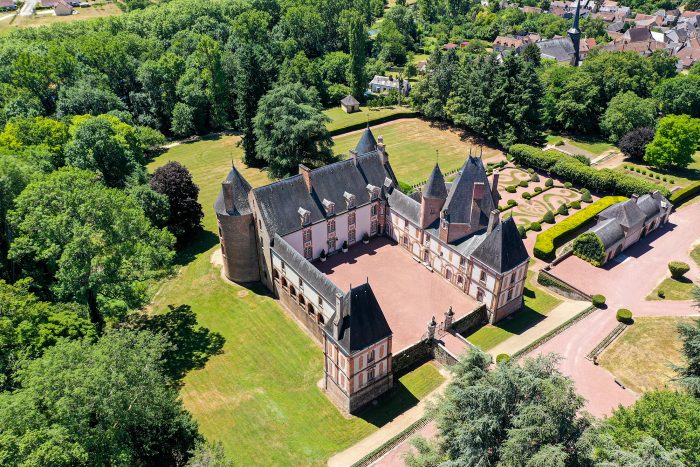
[367,368,375,382]
[479,270,487,283]
[460,257,467,267]
[281,262,285,271]
[298,278,303,288]
[371,204,377,216]
[318,296,323,306]
[303,228,312,243]
[327,219,335,234]
[349,228,356,245]
[359,355,363,368]
[507,289,512,301]
[370,219,378,235]
[348,212,356,226]
[304,245,312,259]
[511,274,516,285]
[404,219,408,228]
[476,288,484,302]
[445,269,452,280]
[402,236,408,245]
[425,234,430,245]
[367,349,375,364]
[457,275,463,284]
[328,237,337,250]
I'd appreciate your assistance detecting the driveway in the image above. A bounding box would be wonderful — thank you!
[19,0,37,16]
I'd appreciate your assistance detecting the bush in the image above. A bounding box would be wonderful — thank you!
[670,180,700,205]
[529,221,542,231]
[505,185,517,193]
[616,308,633,324]
[496,353,511,364]
[570,200,581,209]
[507,199,517,206]
[657,289,665,299]
[545,178,554,187]
[581,191,593,203]
[592,294,606,308]
[573,232,605,266]
[542,210,555,224]
[398,180,414,194]
[533,196,627,261]
[534,186,543,193]
[557,204,569,215]
[530,173,540,182]
[668,261,690,279]
[522,192,532,200]
[572,154,590,166]
[564,181,573,188]
[518,225,527,238]
[519,180,529,188]
[527,168,535,174]
[618,127,655,161]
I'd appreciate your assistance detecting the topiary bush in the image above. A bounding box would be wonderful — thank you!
[657,289,665,299]
[523,192,532,200]
[581,191,593,203]
[570,200,581,209]
[518,225,527,239]
[527,168,535,174]
[557,204,569,216]
[507,199,517,206]
[530,221,542,231]
[616,308,633,324]
[519,180,529,188]
[543,210,555,224]
[573,232,605,266]
[668,261,690,279]
[534,186,543,193]
[592,294,606,308]
[530,173,540,182]
[564,181,572,188]
[545,178,554,187]
[505,185,517,193]
[496,353,511,364]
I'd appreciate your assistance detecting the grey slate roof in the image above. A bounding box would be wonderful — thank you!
[341,95,360,106]
[324,283,392,353]
[599,199,645,229]
[387,188,421,225]
[626,27,652,42]
[423,164,448,199]
[443,156,496,225]
[272,235,343,305]
[536,37,576,62]
[637,193,669,220]
[471,217,529,273]
[589,217,625,249]
[355,127,378,155]
[214,165,252,216]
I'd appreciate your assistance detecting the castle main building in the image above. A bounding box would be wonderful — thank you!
[215,127,529,412]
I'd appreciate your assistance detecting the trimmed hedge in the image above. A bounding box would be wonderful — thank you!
[543,210,555,224]
[509,144,670,198]
[530,221,542,231]
[616,308,633,324]
[327,110,419,136]
[592,294,606,308]
[573,232,605,266]
[533,196,628,261]
[505,185,517,193]
[668,261,690,279]
[669,180,700,205]
[496,353,511,363]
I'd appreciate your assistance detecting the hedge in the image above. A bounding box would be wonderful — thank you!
[668,261,690,279]
[616,308,633,324]
[533,196,628,261]
[509,144,670,198]
[592,294,606,308]
[496,353,511,363]
[327,110,419,136]
[573,232,605,266]
[669,180,700,206]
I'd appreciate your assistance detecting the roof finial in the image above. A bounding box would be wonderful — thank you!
[366,114,370,129]
[480,146,483,158]
[469,146,472,157]
[436,149,439,164]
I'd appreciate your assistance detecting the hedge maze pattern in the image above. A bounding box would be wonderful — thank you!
[509,188,580,226]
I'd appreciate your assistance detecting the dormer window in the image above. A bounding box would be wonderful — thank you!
[344,191,356,209]
[367,184,379,201]
[322,199,335,216]
[298,207,311,226]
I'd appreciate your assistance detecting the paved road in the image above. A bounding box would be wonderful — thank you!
[19,0,37,16]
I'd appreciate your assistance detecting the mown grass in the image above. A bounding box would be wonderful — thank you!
[649,277,696,301]
[323,105,413,133]
[599,316,695,393]
[147,134,445,465]
[546,134,617,156]
[617,152,700,189]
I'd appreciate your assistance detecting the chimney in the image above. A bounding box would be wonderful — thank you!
[299,164,312,193]
[222,180,235,213]
[349,149,358,166]
[491,169,500,200]
[377,136,387,164]
[333,292,345,339]
[631,193,640,203]
[470,182,485,227]
[487,209,500,233]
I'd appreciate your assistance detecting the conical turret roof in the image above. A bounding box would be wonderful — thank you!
[423,163,448,199]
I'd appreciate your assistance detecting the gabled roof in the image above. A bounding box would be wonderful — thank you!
[387,188,421,225]
[324,283,392,354]
[471,217,529,273]
[625,27,652,43]
[214,165,252,216]
[340,95,360,106]
[423,164,448,199]
[536,37,576,62]
[598,198,645,229]
[589,217,625,248]
[443,156,496,225]
[355,126,377,155]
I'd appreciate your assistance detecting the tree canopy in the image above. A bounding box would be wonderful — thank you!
[645,114,700,169]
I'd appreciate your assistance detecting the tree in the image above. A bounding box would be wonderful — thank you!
[645,114,700,169]
[653,74,700,118]
[600,91,657,143]
[0,116,69,164]
[676,318,700,397]
[150,161,204,242]
[8,169,175,331]
[128,184,170,229]
[618,127,655,161]
[0,154,33,279]
[345,10,367,101]
[520,42,541,67]
[411,48,458,120]
[254,83,335,178]
[407,350,590,466]
[187,442,235,467]
[0,330,202,465]
[56,77,126,118]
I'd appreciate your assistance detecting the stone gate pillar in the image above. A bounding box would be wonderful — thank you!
[444,306,454,330]
[427,316,437,341]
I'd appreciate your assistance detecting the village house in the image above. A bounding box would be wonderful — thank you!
[368,75,410,96]
[54,0,73,15]
[0,0,17,11]
[215,127,529,412]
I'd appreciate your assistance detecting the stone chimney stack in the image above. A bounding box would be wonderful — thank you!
[487,209,500,233]
[349,149,358,166]
[470,182,485,227]
[377,136,387,165]
[491,169,500,202]
[631,193,640,203]
[299,164,312,193]
[333,292,345,339]
[222,180,235,213]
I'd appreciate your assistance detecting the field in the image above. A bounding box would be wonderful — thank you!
[324,105,414,133]
[546,134,617,157]
[0,2,121,34]
[464,269,562,351]
[333,118,504,185]
[599,317,695,393]
[616,152,700,189]
[147,135,445,465]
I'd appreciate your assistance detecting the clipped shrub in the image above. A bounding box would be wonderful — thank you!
[564,181,573,188]
[507,199,517,206]
[657,289,665,299]
[570,200,581,209]
[581,191,593,203]
[518,225,527,238]
[527,168,535,174]
[573,232,605,266]
[519,180,529,188]
[670,179,675,184]
[592,294,606,308]
[572,154,590,165]
[531,173,540,182]
[533,196,627,261]
[616,308,633,324]
[523,192,532,200]
[543,210,555,224]
[662,176,667,182]
[496,353,511,364]
[545,178,554,187]
[530,221,542,231]
[668,261,690,279]
[557,204,569,215]
[534,186,543,193]
[505,185,517,193]
[398,180,414,194]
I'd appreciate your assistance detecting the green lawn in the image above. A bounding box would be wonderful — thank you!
[333,118,504,186]
[648,277,696,301]
[616,152,700,189]
[146,135,445,465]
[464,270,562,351]
[546,134,617,156]
[691,244,700,268]
[324,106,414,133]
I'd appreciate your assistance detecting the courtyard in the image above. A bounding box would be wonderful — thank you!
[316,237,480,351]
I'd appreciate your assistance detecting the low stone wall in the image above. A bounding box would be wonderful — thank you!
[433,343,458,367]
[451,305,488,336]
[537,268,591,301]
[392,340,433,377]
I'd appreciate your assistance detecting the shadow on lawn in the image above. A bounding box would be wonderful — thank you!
[173,230,219,267]
[357,380,420,427]
[496,302,546,336]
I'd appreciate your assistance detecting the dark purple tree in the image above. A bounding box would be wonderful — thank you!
[618,127,655,161]
[150,161,203,242]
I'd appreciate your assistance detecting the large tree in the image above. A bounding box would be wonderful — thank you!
[254,83,335,178]
[618,127,655,161]
[8,169,175,331]
[676,317,700,397]
[0,330,201,465]
[411,48,459,120]
[149,161,204,242]
[600,91,657,143]
[653,74,700,118]
[345,9,367,101]
[0,154,33,279]
[644,114,700,169]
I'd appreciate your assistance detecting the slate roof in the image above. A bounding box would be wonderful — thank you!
[341,95,360,106]
[272,235,343,305]
[625,27,652,43]
[214,165,252,216]
[443,156,496,225]
[637,193,669,220]
[589,217,625,248]
[598,199,645,229]
[536,37,576,62]
[387,188,421,225]
[324,283,392,354]
[423,164,448,199]
[355,126,378,155]
[471,217,529,273]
